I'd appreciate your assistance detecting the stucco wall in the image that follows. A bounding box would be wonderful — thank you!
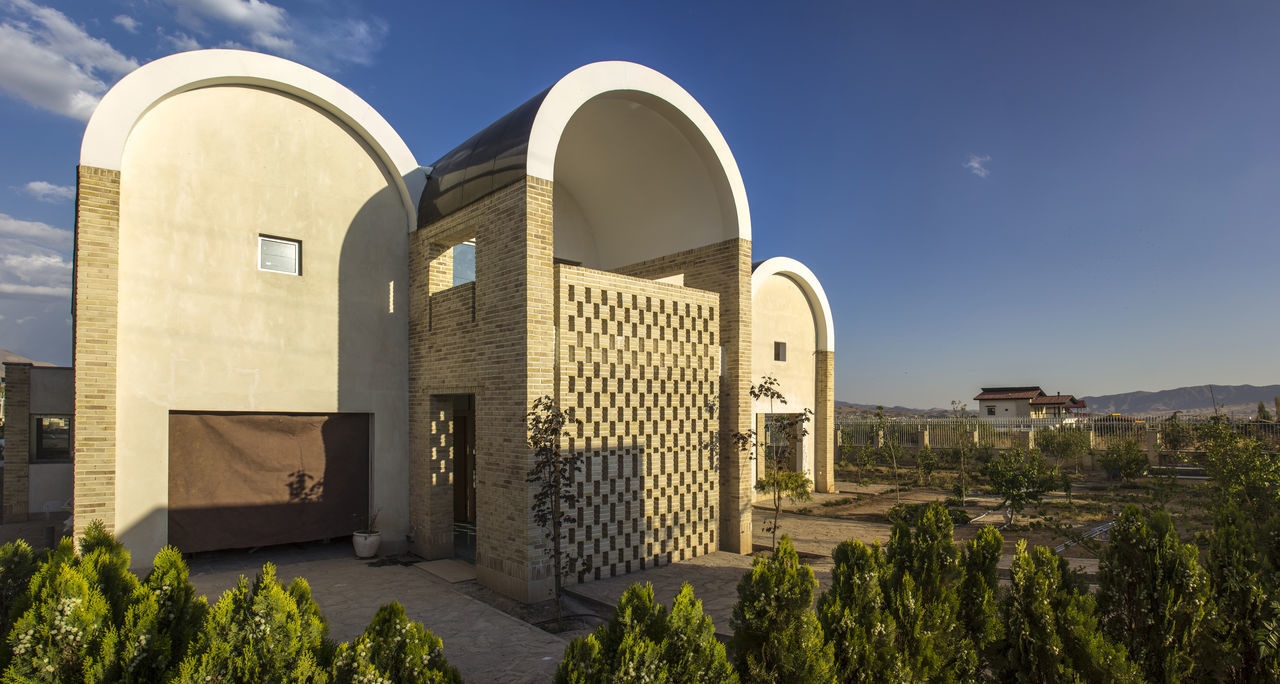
[30,367,73,414]
[114,85,409,557]
[752,272,818,483]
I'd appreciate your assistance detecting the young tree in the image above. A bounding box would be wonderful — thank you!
[997,540,1138,682]
[914,446,937,486]
[332,602,463,683]
[1260,400,1274,422]
[1035,426,1091,474]
[729,536,835,683]
[1197,415,1280,517]
[1202,503,1280,681]
[1097,506,1211,683]
[948,401,975,505]
[1098,438,1148,484]
[1159,411,1194,454]
[526,395,588,610]
[874,406,903,506]
[556,582,737,683]
[734,377,813,548]
[981,448,1057,525]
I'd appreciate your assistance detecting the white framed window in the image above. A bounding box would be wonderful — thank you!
[259,236,300,275]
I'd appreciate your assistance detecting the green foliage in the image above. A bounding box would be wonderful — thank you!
[332,602,462,684]
[1202,504,1280,681]
[526,394,587,600]
[874,406,903,506]
[1158,412,1194,453]
[177,563,330,683]
[958,526,1003,671]
[737,377,814,548]
[998,540,1139,682]
[557,582,736,683]
[5,561,116,681]
[1097,506,1211,682]
[1260,401,1274,422]
[0,540,39,668]
[1099,439,1148,483]
[981,448,1057,523]
[914,446,937,486]
[1197,415,1280,517]
[110,547,210,682]
[729,537,834,683]
[816,541,903,682]
[1036,426,1091,472]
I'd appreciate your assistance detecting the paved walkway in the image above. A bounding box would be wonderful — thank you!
[187,545,569,683]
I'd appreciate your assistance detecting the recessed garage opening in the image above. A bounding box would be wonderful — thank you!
[167,411,371,553]
[552,92,739,272]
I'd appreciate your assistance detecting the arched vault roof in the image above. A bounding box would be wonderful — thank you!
[752,257,836,352]
[80,49,423,231]
[418,61,751,242]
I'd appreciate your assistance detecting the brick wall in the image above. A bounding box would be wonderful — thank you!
[555,265,720,580]
[2,362,31,522]
[614,238,754,553]
[72,165,121,535]
[814,350,835,493]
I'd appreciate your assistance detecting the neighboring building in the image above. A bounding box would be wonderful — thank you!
[69,50,836,602]
[974,386,1086,419]
[1,363,74,522]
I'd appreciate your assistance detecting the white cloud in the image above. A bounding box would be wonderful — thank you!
[16,315,34,324]
[0,213,72,250]
[0,0,138,120]
[0,250,71,298]
[159,28,202,51]
[113,14,140,33]
[20,180,73,203]
[164,0,387,71]
[964,154,991,178]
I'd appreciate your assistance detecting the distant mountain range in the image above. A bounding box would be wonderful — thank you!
[839,384,1280,419]
[1081,384,1280,417]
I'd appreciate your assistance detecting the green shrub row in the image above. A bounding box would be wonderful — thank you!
[0,523,461,683]
[558,500,1280,683]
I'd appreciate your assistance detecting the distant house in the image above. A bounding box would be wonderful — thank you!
[974,387,1086,420]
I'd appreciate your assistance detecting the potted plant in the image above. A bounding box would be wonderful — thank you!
[352,509,381,558]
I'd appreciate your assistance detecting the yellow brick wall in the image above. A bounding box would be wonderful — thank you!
[614,238,754,553]
[2,362,31,522]
[555,265,720,580]
[72,165,120,536]
[815,350,836,493]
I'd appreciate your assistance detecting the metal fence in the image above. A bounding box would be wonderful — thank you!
[836,415,1280,455]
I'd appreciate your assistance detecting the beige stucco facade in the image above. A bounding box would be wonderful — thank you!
[71,50,836,602]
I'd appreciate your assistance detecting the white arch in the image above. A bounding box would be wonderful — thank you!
[80,49,423,229]
[752,256,835,352]
[527,61,751,242]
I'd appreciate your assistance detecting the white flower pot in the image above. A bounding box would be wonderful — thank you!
[352,531,381,558]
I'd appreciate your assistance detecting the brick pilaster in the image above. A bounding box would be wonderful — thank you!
[814,350,836,493]
[72,165,120,536]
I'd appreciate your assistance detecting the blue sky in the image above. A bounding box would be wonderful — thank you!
[1,0,1278,408]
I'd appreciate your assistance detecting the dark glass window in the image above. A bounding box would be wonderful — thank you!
[33,415,72,462]
[774,341,786,362]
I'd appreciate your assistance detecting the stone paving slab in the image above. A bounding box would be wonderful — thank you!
[421,558,478,583]
[186,544,568,683]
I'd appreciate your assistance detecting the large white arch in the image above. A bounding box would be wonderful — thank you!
[527,61,751,242]
[752,256,835,352]
[80,49,423,229]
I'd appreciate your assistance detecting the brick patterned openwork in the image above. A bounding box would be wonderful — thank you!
[555,266,720,579]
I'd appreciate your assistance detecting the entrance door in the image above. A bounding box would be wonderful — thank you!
[451,395,476,562]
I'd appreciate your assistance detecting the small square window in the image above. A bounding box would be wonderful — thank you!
[32,415,72,462]
[987,406,996,416]
[773,341,786,362]
[259,236,300,275]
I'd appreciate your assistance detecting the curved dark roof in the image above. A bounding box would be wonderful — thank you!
[417,88,550,228]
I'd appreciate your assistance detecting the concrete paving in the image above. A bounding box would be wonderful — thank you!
[187,544,569,683]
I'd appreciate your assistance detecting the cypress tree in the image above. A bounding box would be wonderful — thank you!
[1097,505,1210,682]
[816,540,904,682]
[1204,504,1280,681]
[958,525,1003,672]
[729,537,834,683]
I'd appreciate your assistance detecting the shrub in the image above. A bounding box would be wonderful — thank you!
[5,561,115,681]
[112,546,210,682]
[0,539,39,667]
[729,537,834,683]
[556,582,735,683]
[1097,506,1210,682]
[816,540,904,682]
[958,526,1003,671]
[177,563,331,682]
[1203,504,1280,680]
[982,448,1057,524]
[332,602,462,683]
[997,540,1138,681]
[1099,439,1148,483]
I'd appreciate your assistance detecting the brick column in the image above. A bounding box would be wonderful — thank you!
[721,239,754,552]
[2,362,31,522]
[814,351,836,493]
[73,166,120,536]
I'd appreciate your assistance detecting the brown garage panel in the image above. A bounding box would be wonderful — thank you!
[168,412,369,553]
